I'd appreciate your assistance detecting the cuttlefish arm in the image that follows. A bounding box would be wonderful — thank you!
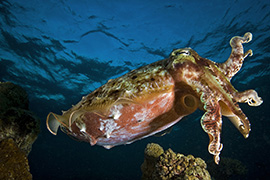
[217,32,263,136]
[199,85,223,164]
[199,64,253,164]
[169,32,263,165]
[219,32,253,80]
[169,48,226,164]
[200,33,263,164]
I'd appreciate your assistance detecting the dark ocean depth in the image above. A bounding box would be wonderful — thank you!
[0,0,269,179]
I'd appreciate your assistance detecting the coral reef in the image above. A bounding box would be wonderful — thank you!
[0,82,40,179]
[141,143,165,180]
[0,81,29,113]
[141,143,211,180]
[0,138,32,180]
[0,82,40,155]
[207,157,247,180]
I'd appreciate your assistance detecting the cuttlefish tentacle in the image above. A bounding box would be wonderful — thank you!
[234,89,263,106]
[200,91,223,165]
[219,32,253,80]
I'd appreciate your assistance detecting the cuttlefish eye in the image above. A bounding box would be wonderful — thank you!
[171,49,190,57]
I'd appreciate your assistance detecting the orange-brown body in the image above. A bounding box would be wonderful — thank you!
[47,32,262,164]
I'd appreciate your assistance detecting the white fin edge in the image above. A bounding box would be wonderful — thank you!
[46,112,67,135]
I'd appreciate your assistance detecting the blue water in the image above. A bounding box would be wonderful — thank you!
[0,0,269,179]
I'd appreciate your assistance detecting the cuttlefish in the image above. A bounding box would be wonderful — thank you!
[47,32,263,164]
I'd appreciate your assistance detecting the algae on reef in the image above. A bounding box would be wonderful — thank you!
[0,138,32,180]
[141,143,211,180]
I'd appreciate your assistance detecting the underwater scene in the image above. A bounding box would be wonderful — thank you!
[0,0,270,179]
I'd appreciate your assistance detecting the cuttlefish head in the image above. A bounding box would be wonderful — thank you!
[166,48,202,115]
[169,48,201,67]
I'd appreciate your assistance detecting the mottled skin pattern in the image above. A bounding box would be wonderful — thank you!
[47,32,263,164]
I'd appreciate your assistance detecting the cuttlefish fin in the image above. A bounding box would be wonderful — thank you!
[103,145,115,149]
[155,126,173,137]
[46,112,68,135]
